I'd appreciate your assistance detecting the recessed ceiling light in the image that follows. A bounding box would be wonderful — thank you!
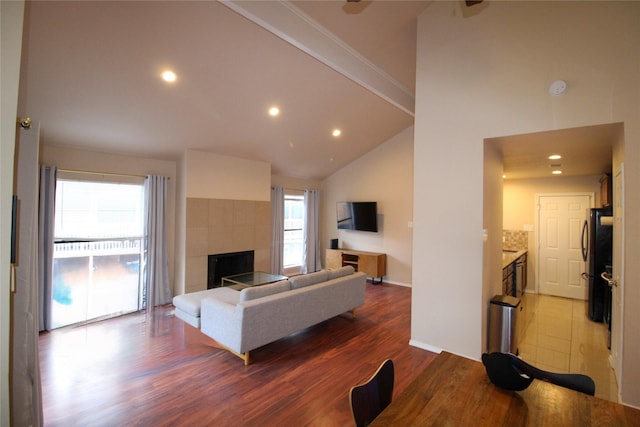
[548,154,562,160]
[552,170,563,175]
[332,129,341,137]
[268,106,280,117]
[502,174,507,179]
[161,70,177,83]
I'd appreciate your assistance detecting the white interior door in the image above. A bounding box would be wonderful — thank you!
[13,121,43,425]
[611,165,624,385]
[538,194,592,299]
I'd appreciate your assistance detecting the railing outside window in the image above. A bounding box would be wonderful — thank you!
[52,239,142,328]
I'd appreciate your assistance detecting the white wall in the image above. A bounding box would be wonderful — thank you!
[271,174,321,192]
[413,1,640,406]
[322,126,414,286]
[504,176,601,230]
[1,1,25,422]
[185,150,270,201]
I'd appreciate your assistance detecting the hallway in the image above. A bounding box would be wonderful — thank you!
[519,294,618,402]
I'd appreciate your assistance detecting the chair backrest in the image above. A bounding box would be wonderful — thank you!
[482,352,595,396]
[349,359,394,427]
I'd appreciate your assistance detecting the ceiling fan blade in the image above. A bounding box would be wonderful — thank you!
[465,0,483,6]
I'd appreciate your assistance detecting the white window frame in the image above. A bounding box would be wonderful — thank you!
[283,191,304,275]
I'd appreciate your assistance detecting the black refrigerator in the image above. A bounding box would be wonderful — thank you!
[581,206,612,322]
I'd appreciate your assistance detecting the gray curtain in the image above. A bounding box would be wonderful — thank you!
[270,186,284,275]
[302,189,322,273]
[143,175,171,309]
[38,165,56,331]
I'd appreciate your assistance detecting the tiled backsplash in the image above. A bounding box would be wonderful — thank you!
[503,229,529,251]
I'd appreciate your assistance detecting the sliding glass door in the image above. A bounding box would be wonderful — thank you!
[52,179,144,328]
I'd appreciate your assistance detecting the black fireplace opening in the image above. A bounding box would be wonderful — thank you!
[208,250,254,288]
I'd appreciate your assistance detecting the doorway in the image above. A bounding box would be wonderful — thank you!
[537,193,592,299]
[610,164,624,385]
[493,122,624,400]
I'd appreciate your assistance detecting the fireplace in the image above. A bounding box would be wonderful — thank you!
[208,250,254,288]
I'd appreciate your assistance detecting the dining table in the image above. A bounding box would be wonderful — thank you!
[371,351,640,426]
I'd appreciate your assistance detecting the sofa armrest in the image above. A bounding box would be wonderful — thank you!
[200,297,243,353]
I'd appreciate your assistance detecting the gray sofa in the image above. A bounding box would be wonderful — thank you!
[174,266,366,365]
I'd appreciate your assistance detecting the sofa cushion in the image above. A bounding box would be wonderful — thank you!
[327,265,355,280]
[288,270,329,290]
[239,280,291,302]
[173,287,240,317]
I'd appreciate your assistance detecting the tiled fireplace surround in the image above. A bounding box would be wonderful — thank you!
[185,198,271,294]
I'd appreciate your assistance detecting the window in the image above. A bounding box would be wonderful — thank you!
[283,194,304,269]
[52,179,144,328]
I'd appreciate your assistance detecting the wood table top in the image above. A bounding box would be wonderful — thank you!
[371,351,640,426]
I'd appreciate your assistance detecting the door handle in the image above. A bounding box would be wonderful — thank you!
[601,271,617,287]
[581,220,588,262]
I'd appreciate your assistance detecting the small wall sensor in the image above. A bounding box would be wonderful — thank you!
[549,80,567,96]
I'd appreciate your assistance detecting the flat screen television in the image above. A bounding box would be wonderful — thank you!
[336,201,378,232]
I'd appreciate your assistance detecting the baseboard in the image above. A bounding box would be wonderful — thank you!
[409,340,484,362]
[380,280,411,288]
[409,339,442,354]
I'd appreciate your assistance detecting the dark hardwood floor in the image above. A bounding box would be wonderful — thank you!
[39,283,436,426]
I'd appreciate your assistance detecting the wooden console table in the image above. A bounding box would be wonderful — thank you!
[371,351,640,426]
[326,249,386,283]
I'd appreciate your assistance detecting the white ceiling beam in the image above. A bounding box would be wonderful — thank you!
[220,0,415,117]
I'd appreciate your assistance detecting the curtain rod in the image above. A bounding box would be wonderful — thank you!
[281,186,319,192]
[57,168,149,180]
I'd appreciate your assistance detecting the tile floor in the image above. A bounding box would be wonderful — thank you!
[518,293,619,402]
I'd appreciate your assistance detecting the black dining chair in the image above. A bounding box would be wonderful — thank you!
[482,352,595,396]
[349,359,394,427]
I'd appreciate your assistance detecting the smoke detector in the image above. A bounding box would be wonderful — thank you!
[549,80,567,96]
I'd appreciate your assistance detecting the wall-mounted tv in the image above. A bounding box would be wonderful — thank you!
[336,201,378,232]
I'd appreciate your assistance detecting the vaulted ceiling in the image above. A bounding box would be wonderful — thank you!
[19,0,615,181]
[19,0,424,180]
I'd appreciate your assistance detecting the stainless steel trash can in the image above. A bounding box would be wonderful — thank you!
[488,295,521,355]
